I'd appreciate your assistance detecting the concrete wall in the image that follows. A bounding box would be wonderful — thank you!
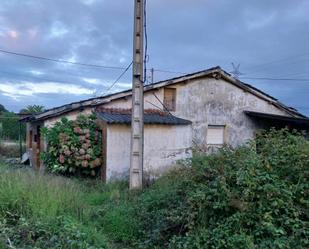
[103,88,165,110]
[44,108,93,128]
[106,124,192,181]
[99,77,290,148]
[34,76,294,176]
[170,78,289,147]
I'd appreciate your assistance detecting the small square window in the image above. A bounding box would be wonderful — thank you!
[207,125,225,145]
[163,88,176,111]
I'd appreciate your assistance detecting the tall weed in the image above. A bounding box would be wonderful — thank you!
[0,169,84,219]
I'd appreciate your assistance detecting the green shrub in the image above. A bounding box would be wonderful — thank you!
[41,114,103,177]
[1,129,308,249]
[121,129,309,248]
[84,181,140,245]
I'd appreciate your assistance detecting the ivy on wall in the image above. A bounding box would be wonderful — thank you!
[41,114,102,177]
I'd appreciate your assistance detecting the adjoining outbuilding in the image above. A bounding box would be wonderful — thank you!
[95,108,192,181]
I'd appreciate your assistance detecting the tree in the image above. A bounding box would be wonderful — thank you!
[20,105,45,114]
[0,112,25,141]
[0,104,7,114]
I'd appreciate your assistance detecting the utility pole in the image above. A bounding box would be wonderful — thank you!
[130,0,144,189]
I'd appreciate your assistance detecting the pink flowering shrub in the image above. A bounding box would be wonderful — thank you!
[41,114,102,177]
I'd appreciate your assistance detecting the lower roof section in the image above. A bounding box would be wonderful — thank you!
[96,108,191,126]
[245,111,309,126]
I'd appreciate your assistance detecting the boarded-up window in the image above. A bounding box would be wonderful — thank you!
[207,125,225,145]
[164,88,176,111]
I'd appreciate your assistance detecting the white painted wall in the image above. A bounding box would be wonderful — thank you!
[106,124,192,181]
[170,78,289,147]
[98,77,291,148]
[103,88,164,110]
[38,75,296,177]
[44,108,93,128]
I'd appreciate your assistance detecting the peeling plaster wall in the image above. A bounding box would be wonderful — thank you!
[103,89,164,110]
[170,78,289,147]
[38,76,293,176]
[100,77,290,148]
[106,124,192,181]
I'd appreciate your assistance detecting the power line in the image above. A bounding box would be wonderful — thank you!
[243,51,309,74]
[3,47,309,84]
[0,48,188,76]
[240,76,309,82]
[101,61,133,95]
[0,49,127,70]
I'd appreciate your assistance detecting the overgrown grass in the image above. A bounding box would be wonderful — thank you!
[0,161,112,248]
[0,129,308,248]
[0,170,83,219]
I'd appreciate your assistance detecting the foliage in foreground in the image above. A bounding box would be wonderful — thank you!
[0,129,308,248]
[103,129,309,248]
[126,130,309,248]
[0,164,108,248]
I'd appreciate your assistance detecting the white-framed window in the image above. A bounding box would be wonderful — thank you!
[206,125,226,146]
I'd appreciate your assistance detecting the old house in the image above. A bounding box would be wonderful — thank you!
[21,66,309,181]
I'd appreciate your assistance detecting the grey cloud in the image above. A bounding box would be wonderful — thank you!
[0,0,308,115]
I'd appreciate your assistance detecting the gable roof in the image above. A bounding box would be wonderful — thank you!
[96,108,191,125]
[21,66,307,122]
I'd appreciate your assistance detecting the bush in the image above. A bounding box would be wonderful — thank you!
[0,215,106,249]
[1,129,308,248]
[115,129,309,248]
[41,114,103,177]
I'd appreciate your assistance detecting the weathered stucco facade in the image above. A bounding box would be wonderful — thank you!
[23,67,308,181]
[99,77,289,148]
[105,124,192,180]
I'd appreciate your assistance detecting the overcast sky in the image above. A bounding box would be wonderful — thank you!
[0,0,308,115]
